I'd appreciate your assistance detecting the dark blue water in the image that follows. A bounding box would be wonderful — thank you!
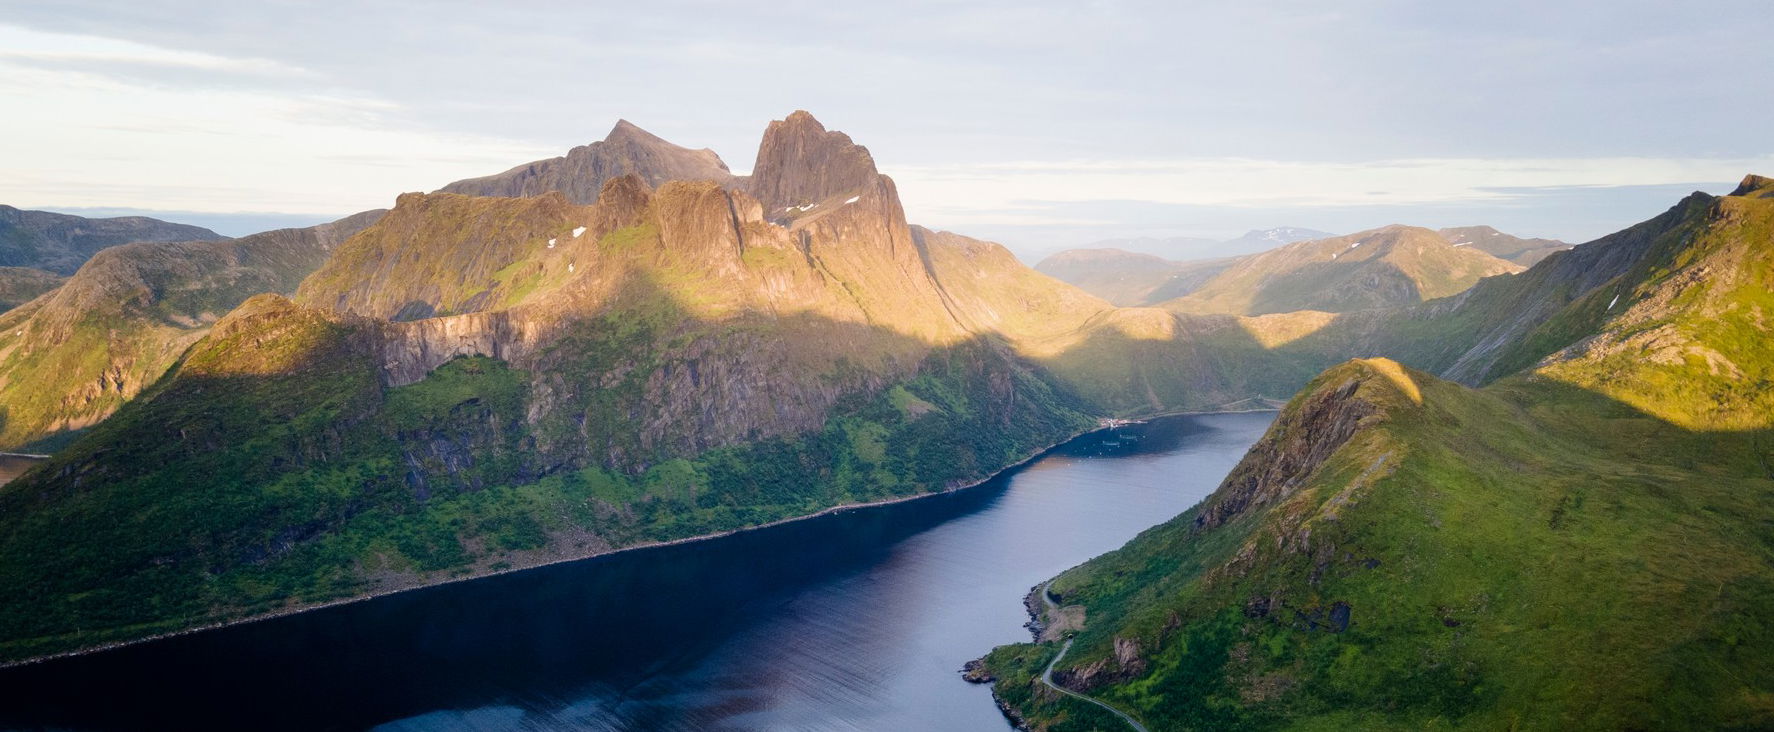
[0,412,1272,731]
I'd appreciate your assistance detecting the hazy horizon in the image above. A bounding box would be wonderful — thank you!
[4,1,1769,259]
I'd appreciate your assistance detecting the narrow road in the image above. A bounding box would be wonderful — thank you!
[1035,582,1150,732]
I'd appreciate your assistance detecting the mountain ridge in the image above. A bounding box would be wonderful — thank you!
[0,206,223,276]
[979,176,1774,730]
[439,119,736,204]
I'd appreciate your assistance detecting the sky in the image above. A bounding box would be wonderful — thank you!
[2,0,1770,261]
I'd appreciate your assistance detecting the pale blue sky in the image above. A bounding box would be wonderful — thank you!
[2,1,1768,258]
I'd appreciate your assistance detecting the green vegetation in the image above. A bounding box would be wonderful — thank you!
[983,180,1774,730]
[0,217,377,450]
[0,296,1092,663]
[989,363,1774,730]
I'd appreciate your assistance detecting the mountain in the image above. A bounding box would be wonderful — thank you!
[1032,249,1239,306]
[0,211,384,451]
[1061,236,1220,260]
[1218,227,1334,257]
[1163,225,1524,315]
[438,119,736,204]
[1069,229,1329,262]
[0,113,1123,662]
[1437,225,1569,267]
[0,267,63,313]
[1036,229,1332,306]
[979,176,1774,730]
[0,206,223,276]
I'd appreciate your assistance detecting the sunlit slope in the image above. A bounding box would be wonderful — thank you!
[982,177,1774,730]
[1163,226,1522,316]
[0,115,1108,663]
[0,211,383,451]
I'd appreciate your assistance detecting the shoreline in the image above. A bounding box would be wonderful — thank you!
[1,406,1277,670]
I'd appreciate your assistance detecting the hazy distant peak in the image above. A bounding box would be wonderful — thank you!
[438,119,735,205]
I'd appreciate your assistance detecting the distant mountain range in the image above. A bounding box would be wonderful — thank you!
[0,206,222,276]
[1164,225,1524,315]
[1041,225,1563,308]
[0,267,64,314]
[439,119,735,204]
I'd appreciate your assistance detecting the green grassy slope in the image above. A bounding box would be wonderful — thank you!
[0,211,384,451]
[981,177,1774,730]
[0,159,1109,661]
[0,292,1091,662]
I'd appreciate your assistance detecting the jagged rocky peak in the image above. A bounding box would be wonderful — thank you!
[1731,173,1774,198]
[438,119,734,204]
[747,110,882,209]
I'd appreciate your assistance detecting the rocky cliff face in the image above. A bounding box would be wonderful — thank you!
[745,110,882,210]
[1192,362,1391,531]
[0,206,223,275]
[0,210,383,449]
[439,119,735,204]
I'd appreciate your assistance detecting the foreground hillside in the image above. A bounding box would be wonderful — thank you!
[979,176,1774,730]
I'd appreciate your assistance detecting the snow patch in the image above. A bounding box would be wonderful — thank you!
[844,195,860,204]
[1607,294,1619,310]
[1349,241,1363,249]
[568,262,575,273]
[572,226,587,238]
[547,238,556,248]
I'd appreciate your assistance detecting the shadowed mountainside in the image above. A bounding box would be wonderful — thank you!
[0,267,63,313]
[0,206,222,276]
